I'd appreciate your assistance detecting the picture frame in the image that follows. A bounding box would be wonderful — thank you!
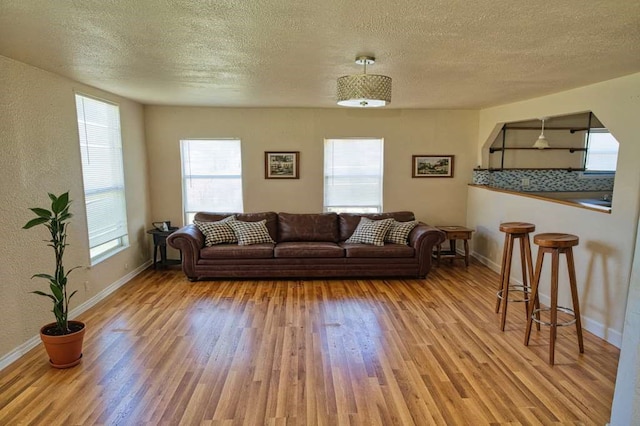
[412,155,455,178]
[265,151,300,179]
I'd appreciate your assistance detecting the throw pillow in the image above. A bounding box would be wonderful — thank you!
[228,219,276,246]
[195,215,237,246]
[385,220,418,245]
[345,217,394,246]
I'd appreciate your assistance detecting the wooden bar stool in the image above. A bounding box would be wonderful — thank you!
[495,222,538,331]
[525,233,584,365]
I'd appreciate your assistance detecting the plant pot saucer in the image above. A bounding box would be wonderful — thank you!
[49,353,83,369]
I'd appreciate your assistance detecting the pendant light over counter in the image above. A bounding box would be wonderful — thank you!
[337,56,392,108]
[532,117,550,149]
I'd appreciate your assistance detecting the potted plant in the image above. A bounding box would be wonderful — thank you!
[24,192,85,368]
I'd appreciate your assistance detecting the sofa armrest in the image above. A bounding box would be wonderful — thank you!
[167,224,204,280]
[408,223,446,278]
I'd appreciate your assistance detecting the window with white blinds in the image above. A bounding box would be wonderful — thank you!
[324,138,384,213]
[75,94,129,264]
[181,139,243,224]
[585,129,619,172]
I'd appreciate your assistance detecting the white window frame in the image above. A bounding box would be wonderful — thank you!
[323,138,384,213]
[180,139,244,224]
[583,129,619,175]
[75,93,129,265]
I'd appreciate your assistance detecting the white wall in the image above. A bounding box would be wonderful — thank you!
[468,186,627,343]
[144,107,479,227]
[0,55,152,362]
[469,72,640,424]
[469,72,640,345]
[611,217,640,425]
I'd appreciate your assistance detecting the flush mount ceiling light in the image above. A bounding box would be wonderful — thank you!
[532,117,550,149]
[337,56,392,107]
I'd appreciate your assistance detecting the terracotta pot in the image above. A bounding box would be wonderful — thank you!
[39,321,86,369]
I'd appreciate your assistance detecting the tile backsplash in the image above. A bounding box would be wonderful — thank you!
[472,169,614,192]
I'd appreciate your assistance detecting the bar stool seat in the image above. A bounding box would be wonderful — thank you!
[495,222,538,331]
[525,233,584,365]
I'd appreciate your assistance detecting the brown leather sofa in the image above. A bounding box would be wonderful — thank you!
[167,211,445,280]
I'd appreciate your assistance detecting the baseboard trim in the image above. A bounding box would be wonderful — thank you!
[0,260,152,371]
[69,261,152,319]
[471,251,622,348]
[0,335,41,372]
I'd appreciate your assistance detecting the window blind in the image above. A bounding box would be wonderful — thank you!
[324,138,384,213]
[75,94,129,253]
[181,139,243,223]
[585,130,619,172]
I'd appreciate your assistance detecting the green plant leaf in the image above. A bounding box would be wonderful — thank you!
[52,192,69,214]
[50,283,63,301]
[31,273,55,281]
[53,304,63,320]
[68,290,78,301]
[23,217,49,229]
[29,208,51,218]
[48,193,57,202]
[31,290,56,302]
[65,266,82,277]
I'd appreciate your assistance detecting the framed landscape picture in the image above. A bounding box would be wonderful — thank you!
[412,155,454,178]
[265,151,300,179]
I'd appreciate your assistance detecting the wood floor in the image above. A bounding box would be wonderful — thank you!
[0,261,619,425]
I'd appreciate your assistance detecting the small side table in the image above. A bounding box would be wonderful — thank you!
[147,228,181,269]
[434,225,475,267]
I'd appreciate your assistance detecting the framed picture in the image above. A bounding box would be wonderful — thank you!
[412,155,455,178]
[265,151,300,179]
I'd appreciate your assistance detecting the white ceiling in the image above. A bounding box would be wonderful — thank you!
[1,0,639,109]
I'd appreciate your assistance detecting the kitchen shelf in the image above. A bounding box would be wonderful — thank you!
[475,167,586,172]
[502,126,590,133]
[489,112,595,170]
[489,147,587,153]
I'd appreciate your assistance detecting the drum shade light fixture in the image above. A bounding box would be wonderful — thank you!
[337,56,392,107]
[532,117,550,149]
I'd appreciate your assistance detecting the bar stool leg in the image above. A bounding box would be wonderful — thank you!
[566,247,585,353]
[549,249,560,365]
[495,233,510,313]
[525,248,545,345]
[523,233,540,331]
[499,235,515,331]
[518,237,530,319]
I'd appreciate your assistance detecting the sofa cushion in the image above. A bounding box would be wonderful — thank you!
[341,243,415,258]
[228,219,276,246]
[278,212,339,242]
[339,211,416,241]
[345,217,394,246]
[194,215,237,246]
[194,212,278,241]
[200,243,274,259]
[274,242,344,258]
[385,220,419,245]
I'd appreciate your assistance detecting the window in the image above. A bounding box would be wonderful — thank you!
[585,129,619,172]
[324,138,384,213]
[180,139,243,224]
[75,94,129,264]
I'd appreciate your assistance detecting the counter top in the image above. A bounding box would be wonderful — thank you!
[468,184,612,214]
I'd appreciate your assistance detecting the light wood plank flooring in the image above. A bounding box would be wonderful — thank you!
[0,261,619,425]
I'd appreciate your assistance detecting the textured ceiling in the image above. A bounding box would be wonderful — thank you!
[1,0,639,108]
